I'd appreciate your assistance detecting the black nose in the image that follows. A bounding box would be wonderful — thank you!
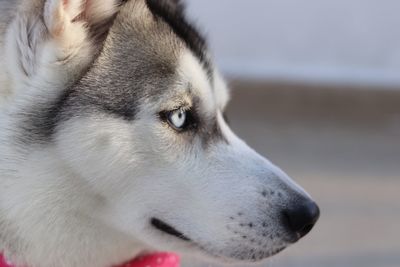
[283,200,320,239]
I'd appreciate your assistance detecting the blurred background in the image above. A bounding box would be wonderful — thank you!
[182,1,400,267]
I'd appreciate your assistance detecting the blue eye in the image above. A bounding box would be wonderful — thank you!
[168,109,187,130]
[160,108,197,132]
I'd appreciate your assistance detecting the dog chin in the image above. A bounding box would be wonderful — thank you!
[150,218,290,264]
[188,245,289,265]
[160,236,289,265]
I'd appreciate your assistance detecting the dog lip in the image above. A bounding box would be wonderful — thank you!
[151,218,192,242]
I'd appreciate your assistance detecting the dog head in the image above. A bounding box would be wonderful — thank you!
[3,0,319,264]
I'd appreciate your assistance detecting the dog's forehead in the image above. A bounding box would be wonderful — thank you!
[144,0,213,80]
[37,0,228,136]
[106,0,228,112]
[17,0,229,144]
[113,0,211,71]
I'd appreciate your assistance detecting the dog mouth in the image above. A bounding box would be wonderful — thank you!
[151,218,192,242]
[150,218,290,263]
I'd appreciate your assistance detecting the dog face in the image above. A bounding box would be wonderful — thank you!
[2,0,319,264]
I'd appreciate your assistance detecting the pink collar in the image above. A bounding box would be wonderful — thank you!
[0,252,180,267]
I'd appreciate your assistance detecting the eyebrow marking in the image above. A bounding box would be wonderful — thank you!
[145,0,214,82]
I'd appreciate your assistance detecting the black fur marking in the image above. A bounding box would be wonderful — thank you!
[17,1,218,145]
[67,86,138,122]
[191,97,228,147]
[151,218,191,241]
[19,83,139,144]
[18,89,73,144]
[145,0,214,81]
[178,113,227,148]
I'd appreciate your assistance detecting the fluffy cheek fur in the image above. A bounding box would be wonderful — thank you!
[55,115,145,195]
[53,114,302,261]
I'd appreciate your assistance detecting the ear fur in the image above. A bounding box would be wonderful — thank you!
[3,0,121,100]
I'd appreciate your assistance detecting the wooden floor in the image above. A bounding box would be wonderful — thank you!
[183,81,400,267]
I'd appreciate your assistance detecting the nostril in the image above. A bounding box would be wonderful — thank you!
[282,200,320,239]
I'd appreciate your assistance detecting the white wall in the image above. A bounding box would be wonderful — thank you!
[186,0,400,87]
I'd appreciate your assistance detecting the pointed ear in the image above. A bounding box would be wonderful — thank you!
[44,0,121,42]
[5,0,121,91]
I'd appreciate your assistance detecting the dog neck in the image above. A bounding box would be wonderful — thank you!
[0,146,150,267]
[0,252,180,267]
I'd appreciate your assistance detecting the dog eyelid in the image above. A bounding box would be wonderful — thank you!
[158,107,198,132]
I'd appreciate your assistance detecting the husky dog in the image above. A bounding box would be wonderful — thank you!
[0,0,320,267]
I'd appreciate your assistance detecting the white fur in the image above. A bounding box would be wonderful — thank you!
[0,1,316,266]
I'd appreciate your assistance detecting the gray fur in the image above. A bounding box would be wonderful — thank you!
[22,0,183,143]
[0,0,19,43]
[0,1,319,266]
[17,0,225,146]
